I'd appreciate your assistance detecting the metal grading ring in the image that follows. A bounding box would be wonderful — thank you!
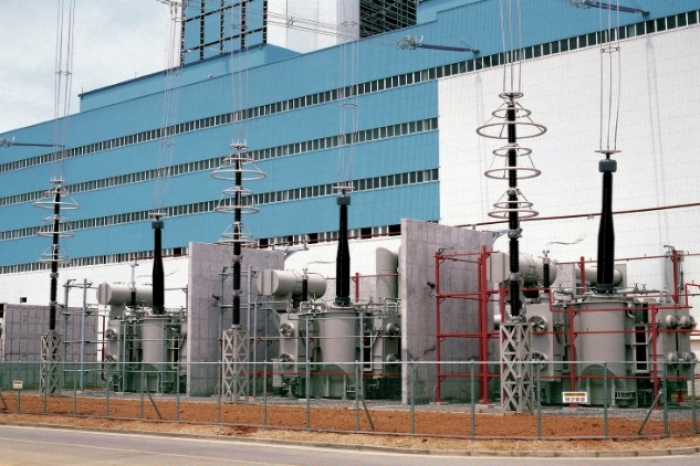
[210,151,267,181]
[39,246,71,264]
[499,91,524,100]
[216,224,257,246]
[491,105,532,119]
[214,205,260,215]
[485,166,542,180]
[229,142,249,151]
[215,203,260,215]
[37,215,75,238]
[595,149,621,156]
[493,197,535,209]
[476,120,547,139]
[488,207,540,220]
[215,187,260,215]
[492,144,533,157]
[34,186,80,211]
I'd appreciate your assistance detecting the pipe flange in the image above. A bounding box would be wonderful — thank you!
[279,323,295,338]
[528,315,547,332]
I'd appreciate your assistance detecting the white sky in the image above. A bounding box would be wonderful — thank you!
[0,0,173,134]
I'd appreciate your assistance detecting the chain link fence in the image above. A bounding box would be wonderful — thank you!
[0,360,697,439]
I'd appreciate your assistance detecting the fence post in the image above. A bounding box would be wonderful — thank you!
[72,363,77,416]
[354,361,360,432]
[409,361,415,435]
[105,363,110,417]
[603,361,608,438]
[470,362,475,439]
[692,360,697,435]
[175,360,180,423]
[536,364,541,440]
[662,362,669,437]
[216,363,221,425]
[262,361,268,429]
[139,363,145,420]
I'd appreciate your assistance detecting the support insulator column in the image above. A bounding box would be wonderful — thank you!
[477,89,546,413]
[596,154,617,294]
[334,192,351,307]
[506,105,522,316]
[151,214,165,314]
[49,189,61,330]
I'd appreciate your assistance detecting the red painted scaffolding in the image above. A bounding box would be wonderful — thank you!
[434,247,700,404]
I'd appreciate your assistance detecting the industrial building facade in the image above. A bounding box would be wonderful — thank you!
[0,0,699,319]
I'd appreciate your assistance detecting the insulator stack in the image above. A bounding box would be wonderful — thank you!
[477,92,546,317]
[595,150,618,294]
[150,212,166,314]
[34,179,80,330]
[333,184,354,307]
[211,141,266,326]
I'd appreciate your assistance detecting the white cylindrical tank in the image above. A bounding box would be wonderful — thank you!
[575,265,623,287]
[256,269,326,299]
[574,296,629,404]
[318,307,357,374]
[140,318,166,365]
[97,283,153,307]
[376,247,399,299]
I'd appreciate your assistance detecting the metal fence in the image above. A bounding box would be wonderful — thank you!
[0,360,697,440]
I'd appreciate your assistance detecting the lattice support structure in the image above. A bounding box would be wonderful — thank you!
[221,327,249,403]
[40,331,62,395]
[500,321,534,413]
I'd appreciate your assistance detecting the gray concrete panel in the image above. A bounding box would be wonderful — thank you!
[186,242,283,396]
[400,220,494,402]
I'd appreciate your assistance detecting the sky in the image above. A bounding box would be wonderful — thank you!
[0,0,173,134]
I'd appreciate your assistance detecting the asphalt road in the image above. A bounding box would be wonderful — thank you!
[0,424,698,466]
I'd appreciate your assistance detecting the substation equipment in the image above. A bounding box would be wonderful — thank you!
[257,246,401,399]
[97,282,187,393]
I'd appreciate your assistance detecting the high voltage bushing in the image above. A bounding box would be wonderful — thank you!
[150,211,166,315]
[595,149,618,295]
[477,92,546,317]
[211,141,266,327]
[333,185,353,307]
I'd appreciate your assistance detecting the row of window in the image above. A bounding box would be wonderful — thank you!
[0,246,188,275]
[261,223,407,248]
[0,117,437,207]
[0,216,425,276]
[0,168,438,241]
[5,9,694,175]
[250,117,437,161]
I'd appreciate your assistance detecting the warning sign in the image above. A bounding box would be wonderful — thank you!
[562,391,588,403]
[12,381,23,390]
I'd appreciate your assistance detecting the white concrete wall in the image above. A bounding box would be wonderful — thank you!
[284,235,402,301]
[439,24,700,322]
[0,256,189,310]
[268,0,360,53]
[399,219,494,402]
[186,241,284,396]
